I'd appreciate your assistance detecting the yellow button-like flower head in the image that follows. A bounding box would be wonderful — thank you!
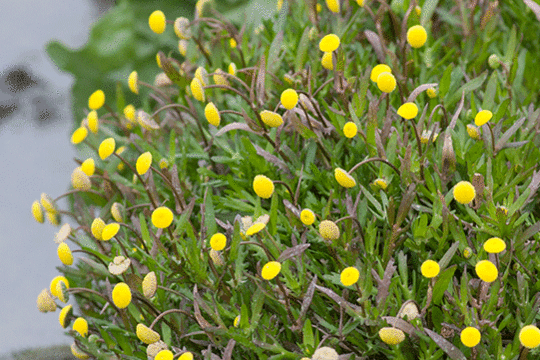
[174,17,191,39]
[228,62,237,76]
[475,110,492,127]
[143,271,158,298]
[59,304,73,328]
[343,121,358,138]
[379,327,405,345]
[373,178,388,190]
[213,68,228,86]
[71,126,88,145]
[87,110,98,134]
[421,259,440,278]
[261,261,282,280]
[397,102,419,119]
[321,52,334,70]
[37,289,57,313]
[195,67,208,87]
[253,175,274,198]
[246,222,266,236]
[136,323,161,344]
[260,110,283,127]
[483,237,506,254]
[128,71,139,94]
[190,78,205,102]
[99,137,116,160]
[71,167,91,191]
[112,282,132,309]
[407,25,427,48]
[334,168,356,188]
[32,200,44,223]
[281,88,299,110]
[325,0,340,13]
[136,152,153,175]
[205,102,221,126]
[58,242,73,266]
[319,34,340,52]
[312,346,338,360]
[466,124,481,139]
[319,220,340,241]
[179,352,194,360]
[230,37,237,48]
[88,90,105,110]
[91,217,106,240]
[453,181,476,204]
[475,260,498,282]
[427,87,437,98]
[178,39,188,56]
[149,10,166,34]
[377,72,396,93]
[340,267,360,286]
[210,233,227,251]
[102,223,120,241]
[124,104,136,122]
[370,64,392,82]
[73,317,88,337]
[519,325,540,349]
[300,209,315,226]
[81,158,95,176]
[71,343,90,359]
[155,350,174,360]
[460,327,481,347]
[356,0,364,6]
[111,202,124,223]
[50,276,70,298]
[152,206,174,228]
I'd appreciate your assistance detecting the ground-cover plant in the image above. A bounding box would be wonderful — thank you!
[35,0,540,359]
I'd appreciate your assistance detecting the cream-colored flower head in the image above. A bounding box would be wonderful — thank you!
[109,256,131,275]
[71,167,91,191]
[37,289,57,313]
[136,323,161,344]
[137,110,160,130]
[312,346,338,360]
[209,249,225,266]
[174,17,191,39]
[111,202,124,223]
[213,68,229,86]
[319,220,340,241]
[54,223,72,244]
[143,271,158,298]
[71,343,90,359]
[379,327,406,345]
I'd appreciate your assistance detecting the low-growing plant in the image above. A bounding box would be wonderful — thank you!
[35,0,540,359]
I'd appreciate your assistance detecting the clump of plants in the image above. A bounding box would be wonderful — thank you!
[34,0,540,359]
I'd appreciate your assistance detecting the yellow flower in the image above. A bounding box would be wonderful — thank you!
[453,181,476,204]
[152,206,174,228]
[316,3,322,12]
[397,102,418,119]
[519,325,540,349]
[91,217,106,240]
[209,249,224,266]
[277,0,283,11]
[158,158,169,169]
[210,233,227,251]
[50,276,69,298]
[260,110,283,127]
[340,267,360,286]
[233,315,241,327]
[356,0,364,6]
[373,178,388,190]
[246,222,266,236]
[178,352,193,360]
[37,289,56,313]
[460,327,481,347]
[149,10,166,34]
[112,282,132,309]
[213,68,228,86]
[81,158,95,176]
[111,203,124,223]
[325,0,340,13]
[253,175,274,198]
[483,237,506,253]
[195,67,208,87]
[124,104,136,122]
[88,90,105,110]
[466,124,481,140]
[46,211,61,226]
[334,168,356,188]
[370,64,392,82]
[312,347,338,360]
[379,327,405,345]
[155,350,174,360]
[137,110,160,130]
[31,200,44,223]
[321,52,334,70]
[71,343,90,359]
[99,138,116,160]
[421,260,440,278]
[136,152,153,175]
[463,247,473,259]
[319,220,340,241]
[102,223,120,241]
[475,110,492,127]
[205,102,221,126]
[156,53,162,68]
[230,37,237,48]
[377,72,396,93]
[261,261,282,280]
[128,71,139,94]
[59,304,73,328]
[71,126,88,144]
[228,62,237,76]
[281,88,299,110]
[40,192,55,211]
[142,271,158,298]
[58,243,73,266]
[407,25,427,48]
[343,121,358,138]
[475,260,498,282]
[300,209,315,226]
[415,5,421,16]
[136,323,160,344]
[87,110,98,134]
[178,39,188,56]
[174,17,191,39]
[420,129,438,144]
[319,34,341,52]
[427,87,437,98]
[190,77,205,102]
[71,167,91,191]
[73,317,88,337]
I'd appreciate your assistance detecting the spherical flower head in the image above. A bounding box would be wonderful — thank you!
[420,129,438,144]
[321,52,334,70]
[31,200,44,223]
[319,34,340,52]
[379,327,406,345]
[312,346,338,360]
[453,181,476,204]
[427,87,437,98]
[340,267,360,286]
[46,211,61,226]
[155,350,174,360]
[319,220,340,241]
[488,54,500,69]
[281,88,299,110]
[229,37,237,48]
[460,327,481,347]
[58,243,73,266]
[91,217,106,240]
[195,67,208,87]
[128,71,139,94]
[253,175,275,198]
[111,203,124,223]
[519,325,540,349]
[463,247,473,259]
[474,110,492,127]
[87,110,99,134]
[377,72,396,93]
[343,121,358,138]
[178,39,188,56]
[260,110,283,127]
[101,223,119,241]
[59,304,73,328]
[190,77,205,102]
[421,259,440,278]
[88,90,105,110]
[179,352,194,360]
[300,209,315,225]
[407,25,427,48]
[73,317,88,337]
[37,289,56,313]
[50,276,69,298]
[71,126,88,145]
[143,271,158,298]
[213,68,228,86]
[124,104,136,122]
[475,260,498,282]
[136,323,161,344]
[356,0,364,6]
[228,62,237,76]
[108,256,131,275]
[233,315,241,327]
[152,206,174,228]
[112,282,132,309]
[71,343,90,359]
[137,110,160,130]
[246,222,266,236]
[136,152,153,175]
[81,158,95,176]
[174,17,191,39]
[483,237,506,254]
[373,178,388,190]
[397,102,419,119]
[99,138,116,160]
[334,168,356,188]
[205,102,221,127]
[149,10,166,34]
[54,223,71,244]
[210,233,227,251]
[71,167,91,191]
[325,0,340,13]
[261,261,282,280]
[370,64,392,82]
[466,124,481,140]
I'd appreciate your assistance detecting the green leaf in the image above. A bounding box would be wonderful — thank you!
[295,26,311,72]
[302,318,315,349]
[432,265,456,305]
[420,0,440,27]
[448,71,488,107]
[439,64,453,99]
